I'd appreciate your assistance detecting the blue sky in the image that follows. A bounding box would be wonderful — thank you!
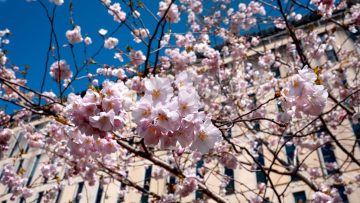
[0,0,312,113]
[0,0,162,112]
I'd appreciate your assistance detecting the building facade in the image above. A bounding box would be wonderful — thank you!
[0,8,360,203]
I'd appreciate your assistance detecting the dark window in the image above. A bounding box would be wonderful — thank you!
[253,121,260,132]
[285,143,300,181]
[319,33,338,63]
[226,128,232,138]
[293,191,306,203]
[167,176,177,194]
[334,185,349,203]
[325,49,338,63]
[321,143,337,163]
[351,123,360,149]
[36,192,44,203]
[95,184,103,203]
[244,62,254,87]
[55,189,62,203]
[270,65,281,78]
[224,167,235,195]
[317,128,338,175]
[195,160,204,200]
[349,31,360,54]
[249,93,261,131]
[141,165,152,203]
[117,171,128,203]
[27,154,41,186]
[75,182,84,203]
[9,134,21,157]
[255,142,266,184]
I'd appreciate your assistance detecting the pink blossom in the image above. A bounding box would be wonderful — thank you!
[191,119,221,154]
[158,0,181,23]
[132,10,140,18]
[1,164,33,199]
[84,36,92,45]
[24,132,45,148]
[137,120,162,146]
[313,191,333,203]
[219,153,238,169]
[49,60,72,82]
[281,67,328,117]
[41,163,58,178]
[177,177,198,197]
[65,26,83,44]
[311,0,335,17]
[144,76,173,104]
[129,50,146,66]
[98,28,108,36]
[132,29,149,43]
[108,3,126,22]
[49,0,64,6]
[104,37,118,49]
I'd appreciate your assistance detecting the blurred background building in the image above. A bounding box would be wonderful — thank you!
[0,5,360,203]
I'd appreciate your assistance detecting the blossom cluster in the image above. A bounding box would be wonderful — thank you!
[229,2,266,32]
[49,60,72,83]
[0,129,12,158]
[158,0,181,23]
[65,26,83,44]
[132,72,221,154]
[108,3,126,22]
[281,67,328,117]
[65,80,133,138]
[0,165,33,200]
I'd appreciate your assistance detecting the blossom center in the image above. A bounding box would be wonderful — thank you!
[293,79,299,88]
[142,109,151,117]
[158,113,168,122]
[180,103,188,112]
[152,89,161,99]
[198,131,208,141]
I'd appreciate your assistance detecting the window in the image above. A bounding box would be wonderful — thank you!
[226,128,232,138]
[248,93,261,131]
[244,62,254,87]
[351,122,360,149]
[319,33,338,63]
[334,185,349,203]
[55,189,62,203]
[141,165,152,203]
[167,176,177,194]
[74,182,84,203]
[195,160,204,200]
[9,133,21,157]
[293,191,306,203]
[224,167,235,195]
[95,183,104,203]
[36,192,44,203]
[255,141,267,184]
[317,128,338,175]
[117,171,128,203]
[270,64,281,78]
[27,154,41,186]
[270,48,281,79]
[349,31,360,55]
[285,142,300,181]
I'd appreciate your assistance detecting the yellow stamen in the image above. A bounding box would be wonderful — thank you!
[152,89,161,99]
[158,113,168,122]
[198,131,208,141]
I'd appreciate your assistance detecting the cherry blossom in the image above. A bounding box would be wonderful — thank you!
[65,26,83,44]
[281,67,328,117]
[49,0,64,6]
[49,60,73,82]
[104,37,118,49]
